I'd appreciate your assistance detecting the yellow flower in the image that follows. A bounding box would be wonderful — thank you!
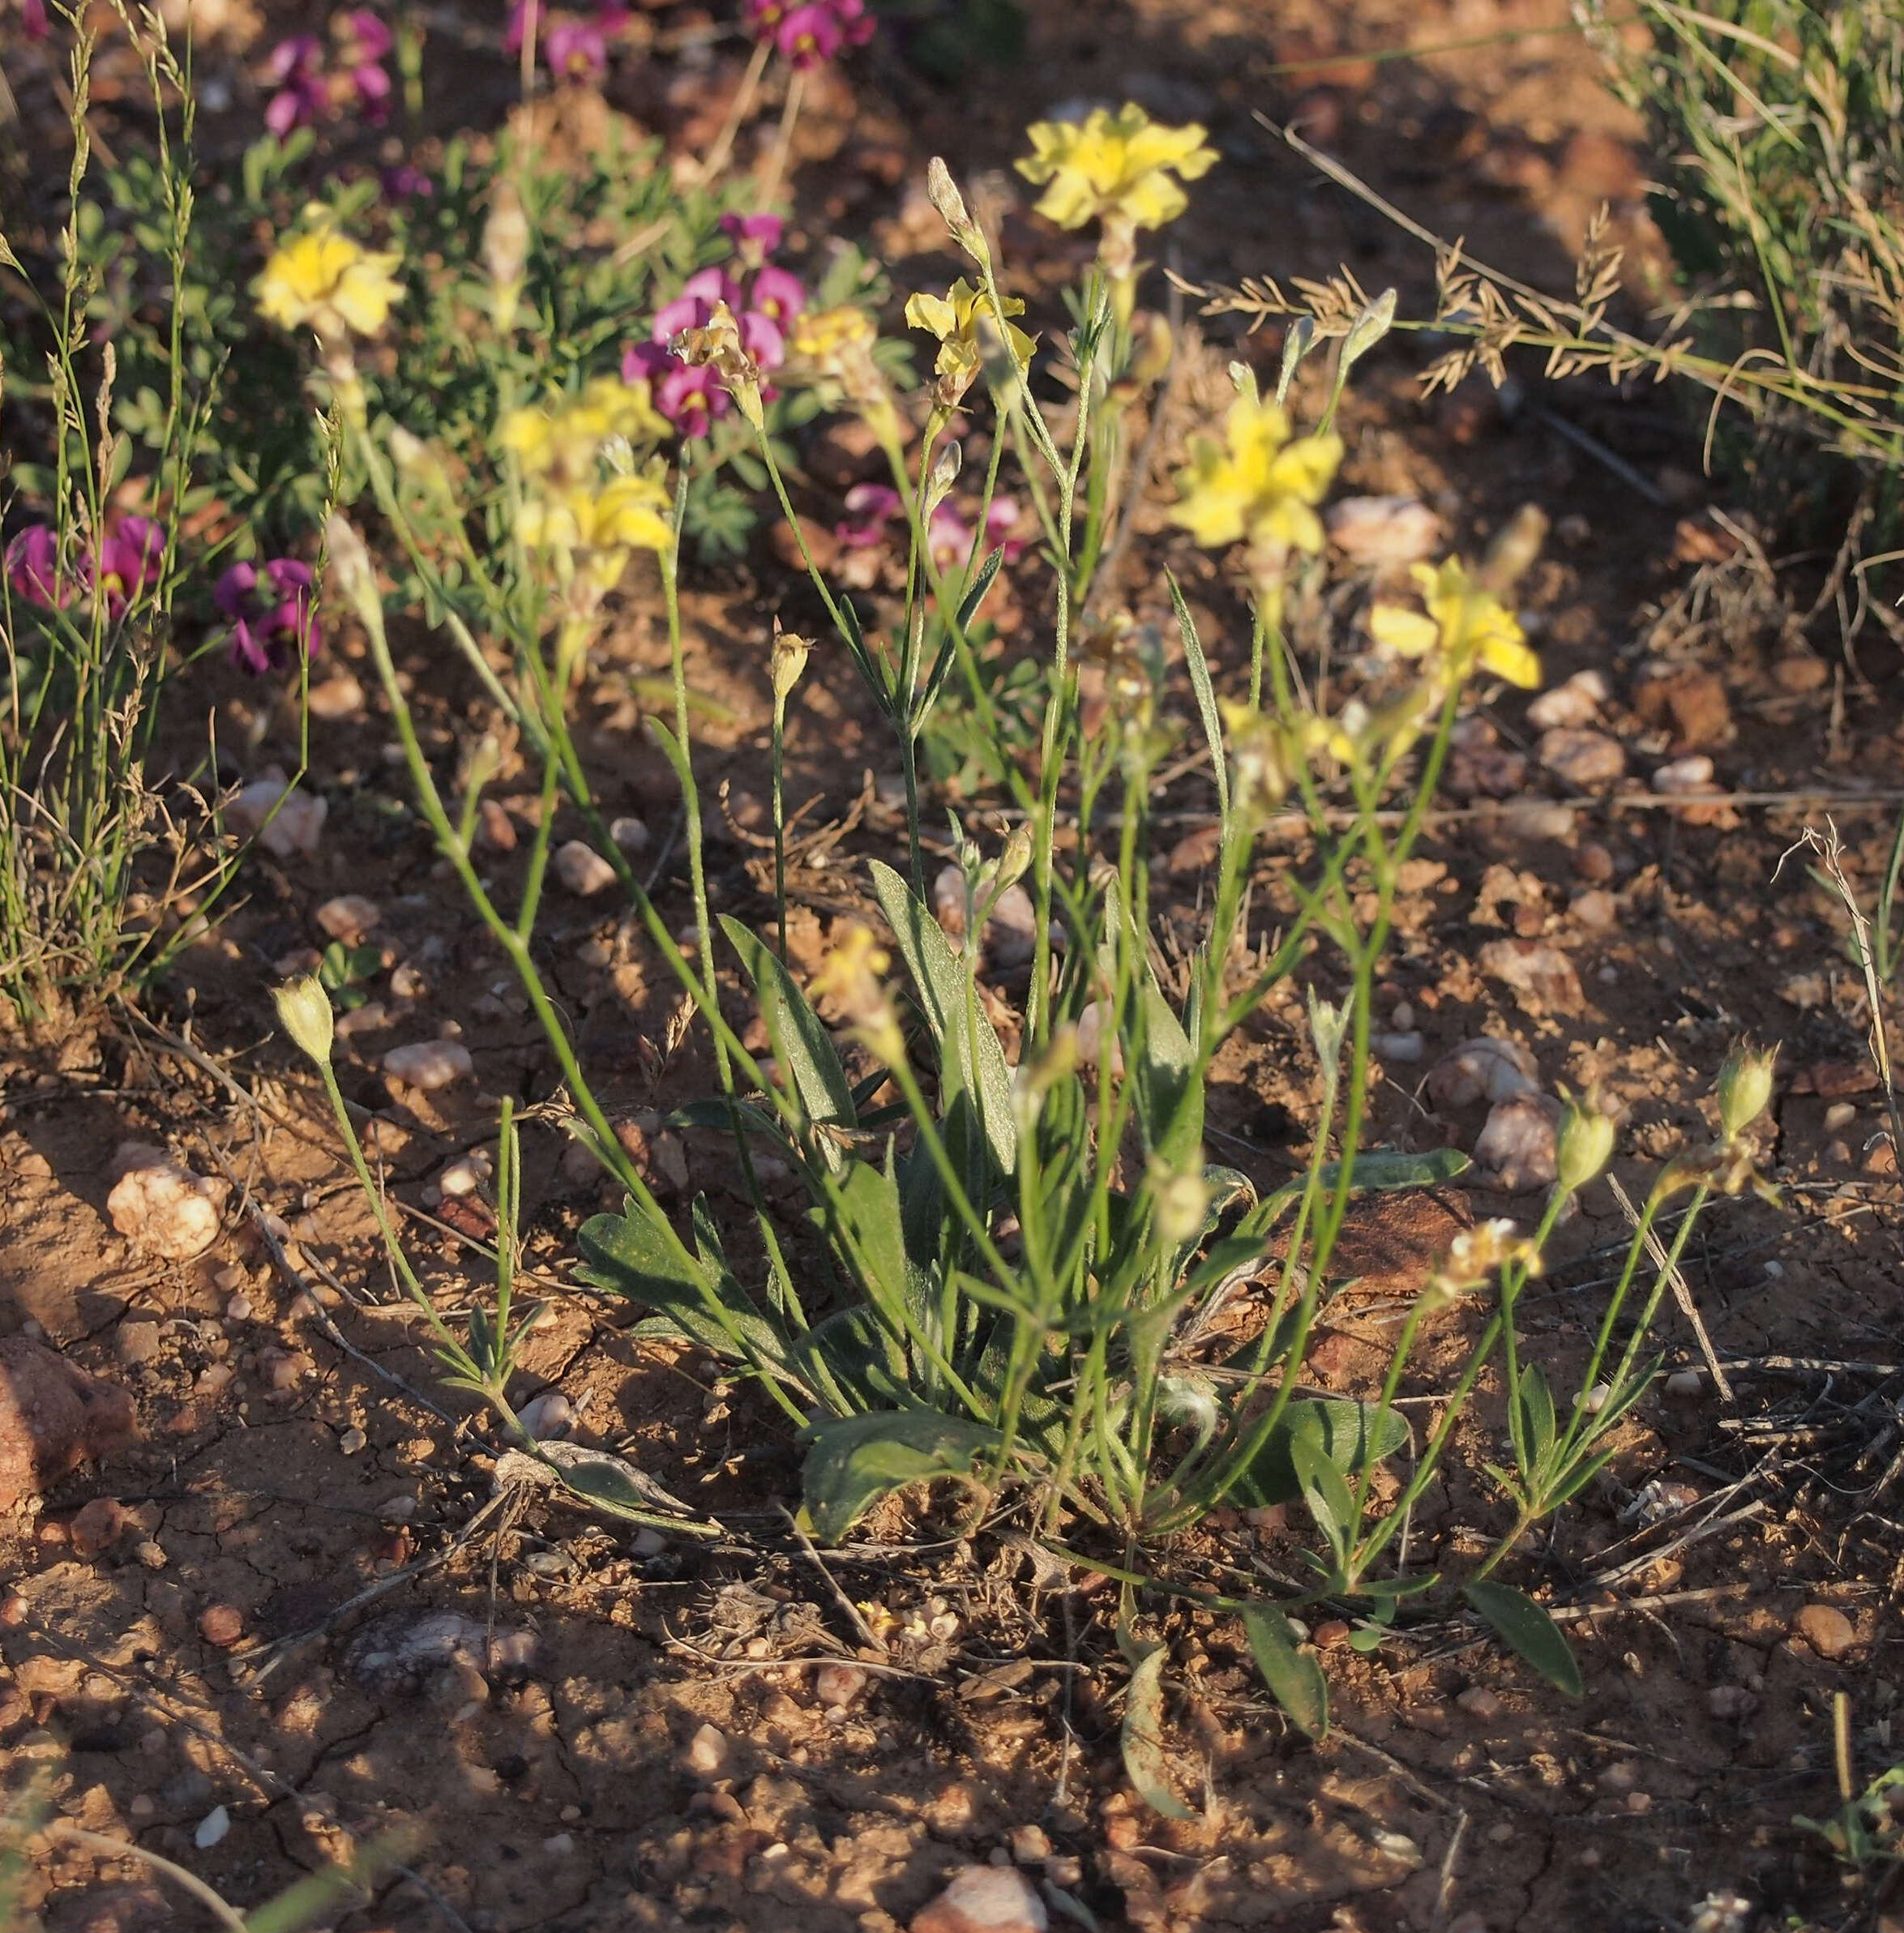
[501,378,665,480]
[787,304,878,374]
[1016,104,1216,270]
[810,923,904,1065]
[255,206,403,340]
[904,278,1034,408]
[1171,393,1342,558]
[519,471,672,595]
[1368,557,1542,691]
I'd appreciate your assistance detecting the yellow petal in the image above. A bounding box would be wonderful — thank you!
[1368,605,1440,658]
[904,291,958,340]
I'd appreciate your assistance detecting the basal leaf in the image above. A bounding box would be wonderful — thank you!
[1464,1581,1582,1699]
[801,1408,999,1544]
[721,915,856,1151]
[868,858,1016,1177]
[1241,1604,1329,1738]
[1234,1399,1412,1509]
[1120,1643,1195,1820]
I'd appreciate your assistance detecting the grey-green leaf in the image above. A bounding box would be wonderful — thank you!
[1234,1399,1412,1509]
[1167,569,1227,822]
[1120,1644,1195,1820]
[720,914,856,1144]
[868,859,1016,1176]
[1241,1604,1329,1738]
[802,1408,999,1544]
[1464,1581,1582,1698]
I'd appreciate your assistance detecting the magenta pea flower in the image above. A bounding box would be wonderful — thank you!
[216,559,321,675]
[6,527,70,609]
[263,34,327,136]
[835,484,901,550]
[743,0,789,45]
[381,162,434,199]
[332,11,393,118]
[775,4,841,68]
[749,264,805,333]
[93,516,165,618]
[20,0,49,40]
[654,362,729,438]
[545,15,606,80]
[721,212,785,267]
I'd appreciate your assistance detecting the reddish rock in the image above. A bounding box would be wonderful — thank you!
[68,1497,133,1559]
[1478,939,1585,1015]
[1790,1061,1878,1098]
[1633,665,1734,749]
[912,1866,1048,1933]
[0,1336,136,1508]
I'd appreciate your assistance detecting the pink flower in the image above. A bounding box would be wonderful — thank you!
[985,495,1027,562]
[21,0,49,40]
[332,10,392,118]
[504,0,538,54]
[93,515,165,618]
[773,0,872,68]
[381,162,434,199]
[546,15,606,79]
[749,264,805,331]
[6,527,69,608]
[263,33,327,136]
[721,212,785,265]
[835,483,902,550]
[743,0,789,45]
[654,362,728,438]
[216,559,321,675]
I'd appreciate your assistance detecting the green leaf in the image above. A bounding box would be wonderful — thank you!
[801,1408,999,1543]
[1290,1426,1358,1559]
[720,914,856,1153]
[1134,973,1202,1173]
[576,1199,792,1372]
[1166,569,1226,822]
[1241,1604,1329,1738]
[1120,1643,1195,1820]
[956,544,1006,631]
[828,1152,912,1332]
[1515,1364,1558,1467]
[868,859,1016,1177]
[1234,1399,1412,1509]
[1464,1581,1582,1698]
[1237,1146,1471,1243]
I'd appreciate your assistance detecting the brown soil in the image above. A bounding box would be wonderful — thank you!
[6,2,1904,1931]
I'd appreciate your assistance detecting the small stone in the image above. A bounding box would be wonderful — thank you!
[198,1604,244,1648]
[263,1350,310,1392]
[106,1141,228,1261]
[1573,841,1615,885]
[1570,889,1618,930]
[1633,665,1732,749]
[1771,652,1829,694]
[135,1539,167,1569]
[1427,1037,1538,1110]
[610,815,651,853]
[1538,727,1626,789]
[1708,1684,1756,1719]
[306,673,366,721]
[383,1040,473,1091]
[0,1593,25,1627]
[1825,1101,1858,1133]
[1793,1604,1856,1659]
[314,895,381,945]
[477,798,518,853]
[1778,973,1828,1012]
[194,1805,230,1850]
[910,1864,1049,1933]
[1596,1760,1640,1793]
[116,1322,162,1367]
[1371,1031,1425,1063]
[333,1002,388,1041]
[1008,1824,1052,1865]
[439,1151,492,1197]
[1478,939,1583,1016]
[1312,1619,1351,1649]
[1501,800,1577,841]
[1526,670,1609,732]
[0,1334,138,1510]
[815,1661,867,1709]
[1457,1686,1503,1721]
[517,1391,573,1440]
[684,1722,729,1776]
[69,1497,132,1559]
[1664,1370,1702,1398]
[1653,754,1715,793]
[631,1527,668,1558]
[229,771,327,857]
[1324,494,1442,567]
[1474,1091,1563,1192]
[555,840,617,896]
[225,1293,253,1323]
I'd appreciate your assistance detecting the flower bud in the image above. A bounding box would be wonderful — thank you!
[274,973,335,1066]
[924,438,962,517]
[1555,1092,1615,1193]
[926,156,991,271]
[482,185,530,331]
[994,823,1033,895]
[770,626,811,708]
[1478,503,1549,600]
[324,515,374,605]
[1716,1042,1777,1142]
[1152,1157,1211,1247]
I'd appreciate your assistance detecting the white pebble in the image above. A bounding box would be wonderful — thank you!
[1581,1382,1611,1415]
[1324,494,1442,567]
[1526,670,1609,732]
[609,816,651,853]
[517,1391,573,1440]
[1653,755,1715,793]
[229,771,327,857]
[106,1141,228,1261]
[306,673,365,721]
[338,1426,367,1455]
[912,1865,1048,1933]
[333,1002,388,1039]
[314,894,381,944]
[1664,1370,1702,1398]
[555,840,617,896]
[439,1150,493,1197]
[383,1040,473,1091]
[683,1722,728,1775]
[814,1661,867,1708]
[1824,1101,1857,1133]
[1372,1031,1425,1063]
[1474,1091,1562,1192]
[194,1805,230,1850]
